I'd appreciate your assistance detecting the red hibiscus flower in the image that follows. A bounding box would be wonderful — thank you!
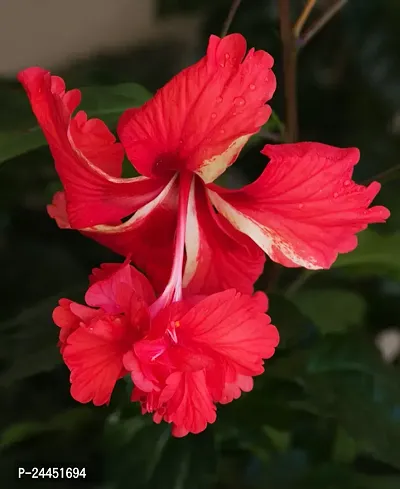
[52,259,156,405]
[18,33,389,296]
[53,256,278,436]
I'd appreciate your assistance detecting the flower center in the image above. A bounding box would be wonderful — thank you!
[152,153,185,178]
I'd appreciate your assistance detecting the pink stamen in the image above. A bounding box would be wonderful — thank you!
[149,171,193,318]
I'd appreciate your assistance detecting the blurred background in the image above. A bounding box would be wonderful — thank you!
[0,0,399,487]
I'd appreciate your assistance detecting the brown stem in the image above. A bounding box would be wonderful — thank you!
[363,163,400,186]
[278,0,298,143]
[298,0,348,48]
[220,0,242,38]
[266,0,299,292]
[293,0,317,38]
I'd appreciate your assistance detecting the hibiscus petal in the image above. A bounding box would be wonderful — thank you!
[82,175,178,293]
[208,143,390,269]
[118,34,276,183]
[18,67,165,229]
[161,371,217,436]
[183,177,265,295]
[63,327,126,406]
[85,260,155,312]
[179,289,279,376]
[218,374,254,404]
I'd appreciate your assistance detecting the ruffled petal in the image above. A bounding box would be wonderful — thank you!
[218,374,254,404]
[160,371,217,436]
[82,175,178,293]
[85,260,155,312]
[183,177,265,295]
[18,67,165,229]
[63,326,126,406]
[118,34,276,183]
[209,142,390,269]
[179,290,279,376]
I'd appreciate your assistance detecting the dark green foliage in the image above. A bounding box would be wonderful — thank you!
[1,0,400,487]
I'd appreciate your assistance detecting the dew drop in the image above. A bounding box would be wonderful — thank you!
[211,112,217,119]
[344,179,350,186]
[249,83,256,90]
[179,139,184,145]
[298,203,304,209]
[225,53,230,60]
[333,192,339,198]
[234,96,246,106]
[220,128,225,135]
[232,111,237,116]
[216,96,223,104]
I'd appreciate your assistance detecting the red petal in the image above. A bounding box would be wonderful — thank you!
[18,67,165,228]
[63,327,126,406]
[161,371,217,436]
[183,177,265,295]
[218,374,254,404]
[123,350,160,393]
[85,261,155,312]
[179,290,279,376]
[47,192,71,229]
[82,176,178,293]
[118,34,276,183]
[209,143,390,269]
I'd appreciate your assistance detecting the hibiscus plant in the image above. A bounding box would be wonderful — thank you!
[1,0,400,488]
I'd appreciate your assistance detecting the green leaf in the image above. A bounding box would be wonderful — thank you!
[105,417,217,489]
[0,286,85,385]
[303,332,400,469]
[292,289,367,334]
[334,230,400,278]
[0,407,92,450]
[0,82,151,165]
[267,293,319,350]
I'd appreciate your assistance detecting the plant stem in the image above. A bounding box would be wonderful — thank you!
[293,0,317,38]
[278,0,298,143]
[285,270,315,297]
[298,0,348,48]
[220,0,242,37]
[266,0,299,292]
[362,163,400,186]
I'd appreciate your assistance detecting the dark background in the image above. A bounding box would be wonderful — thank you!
[0,0,399,487]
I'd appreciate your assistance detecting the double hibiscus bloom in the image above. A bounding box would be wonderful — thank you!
[18,34,389,436]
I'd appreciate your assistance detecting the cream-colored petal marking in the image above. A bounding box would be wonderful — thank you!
[82,174,178,233]
[182,178,200,287]
[207,189,321,270]
[196,135,250,184]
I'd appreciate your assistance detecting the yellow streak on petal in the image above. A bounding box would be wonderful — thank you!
[208,189,321,270]
[196,135,250,184]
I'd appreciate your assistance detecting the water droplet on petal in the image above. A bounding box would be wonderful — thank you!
[211,112,217,119]
[333,192,339,198]
[179,139,183,145]
[298,203,304,209]
[249,84,256,90]
[232,111,237,116]
[234,96,246,106]
[344,179,350,186]
[225,53,230,60]
[216,96,223,104]
[220,128,225,135]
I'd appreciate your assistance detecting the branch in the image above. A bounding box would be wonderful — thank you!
[298,0,348,48]
[220,0,242,38]
[278,0,298,143]
[363,163,400,186]
[293,0,317,38]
